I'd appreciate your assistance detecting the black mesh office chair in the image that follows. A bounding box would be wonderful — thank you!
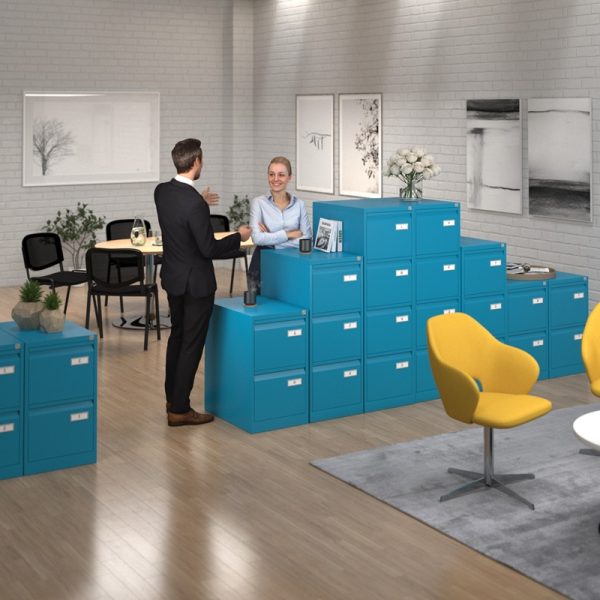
[21,233,87,314]
[210,214,247,296]
[85,248,161,351]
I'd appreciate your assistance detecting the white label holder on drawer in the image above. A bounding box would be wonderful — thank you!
[443,264,456,271]
[395,315,409,323]
[533,339,544,347]
[287,329,302,337]
[490,303,502,310]
[0,365,15,376]
[532,297,544,305]
[443,219,456,227]
[70,411,89,422]
[395,223,409,231]
[395,269,409,277]
[574,333,583,341]
[443,308,456,314]
[71,356,89,366]
[343,274,357,282]
[395,361,409,369]
[343,369,358,378]
[343,322,358,330]
[287,378,302,387]
[490,259,502,267]
[0,423,15,433]
[574,292,585,300]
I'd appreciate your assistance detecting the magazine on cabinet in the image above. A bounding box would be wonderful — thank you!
[314,218,343,252]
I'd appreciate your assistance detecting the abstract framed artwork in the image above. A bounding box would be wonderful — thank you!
[528,98,591,222]
[296,94,334,194]
[339,93,382,198]
[23,91,160,187]
[466,99,522,214]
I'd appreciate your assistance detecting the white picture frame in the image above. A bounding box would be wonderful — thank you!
[296,94,334,194]
[339,93,382,198]
[23,91,160,187]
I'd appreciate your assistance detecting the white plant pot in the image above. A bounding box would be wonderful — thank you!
[11,301,44,330]
[39,308,65,333]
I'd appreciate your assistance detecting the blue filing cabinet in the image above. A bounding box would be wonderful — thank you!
[0,321,97,476]
[205,296,309,433]
[261,248,364,421]
[0,330,23,479]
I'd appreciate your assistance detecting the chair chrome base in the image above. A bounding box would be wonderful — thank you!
[440,427,536,510]
[579,448,600,456]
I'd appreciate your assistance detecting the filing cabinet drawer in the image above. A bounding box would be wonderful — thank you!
[311,361,362,414]
[508,332,548,379]
[550,327,584,374]
[366,213,412,259]
[28,345,95,406]
[462,250,506,297]
[366,260,412,309]
[0,357,20,411]
[549,285,587,329]
[366,307,412,355]
[462,296,506,338]
[508,290,547,335]
[0,412,21,473]
[312,313,361,364]
[254,319,306,373]
[27,401,95,464]
[415,208,459,256]
[416,301,460,348]
[312,265,362,315]
[416,349,437,394]
[254,369,307,422]
[416,255,460,302]
[366,353,414,403]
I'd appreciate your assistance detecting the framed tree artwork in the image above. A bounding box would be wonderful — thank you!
[339,93,382,198]
[296,94,334,194]
[23,91,160,187]
[528,97,591,222]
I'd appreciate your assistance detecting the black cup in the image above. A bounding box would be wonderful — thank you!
[299,238,312,253]
[243,290,256,306]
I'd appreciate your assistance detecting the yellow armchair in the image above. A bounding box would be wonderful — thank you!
[580,302,600,456]
[427,312,552,509]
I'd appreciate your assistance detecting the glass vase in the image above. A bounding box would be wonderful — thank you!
[130,216,147,246]
[399,179,423,201]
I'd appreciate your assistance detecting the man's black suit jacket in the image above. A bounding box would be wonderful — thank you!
[154,179,242,298]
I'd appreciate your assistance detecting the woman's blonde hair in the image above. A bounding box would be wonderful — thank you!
[268,156,292,176]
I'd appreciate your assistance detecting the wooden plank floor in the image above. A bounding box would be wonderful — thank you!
[0,269,593,599]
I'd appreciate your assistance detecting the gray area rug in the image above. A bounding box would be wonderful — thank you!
[312,403,600,600]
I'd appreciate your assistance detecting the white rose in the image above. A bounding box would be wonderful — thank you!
[432,164,442,176]
[383,166,391,177]
[390,163,400,176]
[401,163,414,175]
[421,155,433,167]
[413,162,424,173]
[400,148,410,157]
[423,167,433,179]
[406,152,418,164]
[414,147,426,158]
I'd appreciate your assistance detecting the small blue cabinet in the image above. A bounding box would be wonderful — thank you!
[0,321,97,477]
[0,331,22,479]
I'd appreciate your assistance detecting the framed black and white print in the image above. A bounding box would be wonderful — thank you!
[339,93,382,198]
[296,94,334,194]
[466,99,522,214]
[528,98,591,222]
[23,92,160,187]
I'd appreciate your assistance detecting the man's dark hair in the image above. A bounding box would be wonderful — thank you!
[171,138,203,173]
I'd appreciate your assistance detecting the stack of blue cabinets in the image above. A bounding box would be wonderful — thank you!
[205,297,309,432]
[460,237,507,338]
[0,331,22,479]
[261,250,364,421]
[311,198,461,408]
[0,321,97,477]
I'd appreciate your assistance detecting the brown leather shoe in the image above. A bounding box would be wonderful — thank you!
[167,409,214,427]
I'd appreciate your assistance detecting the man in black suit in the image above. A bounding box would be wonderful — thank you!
[155,138,251,426]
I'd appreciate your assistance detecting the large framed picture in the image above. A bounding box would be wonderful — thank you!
[466,99,522,214]
[23,91,160,187]
[528,97,592,222]
[339,93,382,198]
[296,94,334,194]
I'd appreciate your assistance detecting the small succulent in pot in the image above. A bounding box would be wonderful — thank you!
[39,291,65,333]
[12,280,44,330]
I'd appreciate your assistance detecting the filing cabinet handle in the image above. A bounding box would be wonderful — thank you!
[343,369,358,378]
[574,292,585,300]
[395,361,409,369]
[490,259,502,267]
[343,274,358,282]
[0,423,15,433]
[70,411,89,422]
[71,356,90,366]
[574,333,583,341]
[490,303,502,311]
[287,378,302,387]
[287,329,303,337]
[0,365,16,376]
[395,315,409,323]
[443,264,456,272]
[443,219,456,227]
[395,269,409,277]
[532,339,544,347]
[343,322,358,330]
[532,297,544,305]
[395,223,409,231]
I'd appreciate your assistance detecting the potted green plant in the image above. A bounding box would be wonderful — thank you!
[39,290,65,333]
[43,202,106,270]
[226,194,250,229]
[11,280,44,330]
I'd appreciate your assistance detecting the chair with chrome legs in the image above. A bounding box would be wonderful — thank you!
[580,302,600,456]
[427,312,552,510]
[210,214,248,296]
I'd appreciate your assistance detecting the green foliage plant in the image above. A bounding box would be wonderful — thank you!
[43,291,62,311]
[43,202,106,270]
[226,194,250,230]
[19,280,42,303]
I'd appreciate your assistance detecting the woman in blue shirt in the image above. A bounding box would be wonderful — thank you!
[248,156,312,292]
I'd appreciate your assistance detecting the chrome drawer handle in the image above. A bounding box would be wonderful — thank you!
[0,366,15,376]
[287,378,302,387]
[395,315,409,323]
[490,303,502,310]
[490,259,502,267]
[395,269,409,277]
[287,329,302,337]
[533,339,544,347]
[443,219,455,227]
[343,369,358,378]
[0,423,15,433]
[343,274,357,282]
[70,411,89,422]
[532,297,544,305]
[395,223,409,231]
[443,264,456,271]
[71,356,89,366]
[343,322,358,330]
[395,361,409,369]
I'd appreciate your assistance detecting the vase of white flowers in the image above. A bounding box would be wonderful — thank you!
[383,148,441,200]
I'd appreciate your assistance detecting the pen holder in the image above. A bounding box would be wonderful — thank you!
[243,290,256,306]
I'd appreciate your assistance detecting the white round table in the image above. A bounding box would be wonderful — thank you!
[573,410,600,533]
